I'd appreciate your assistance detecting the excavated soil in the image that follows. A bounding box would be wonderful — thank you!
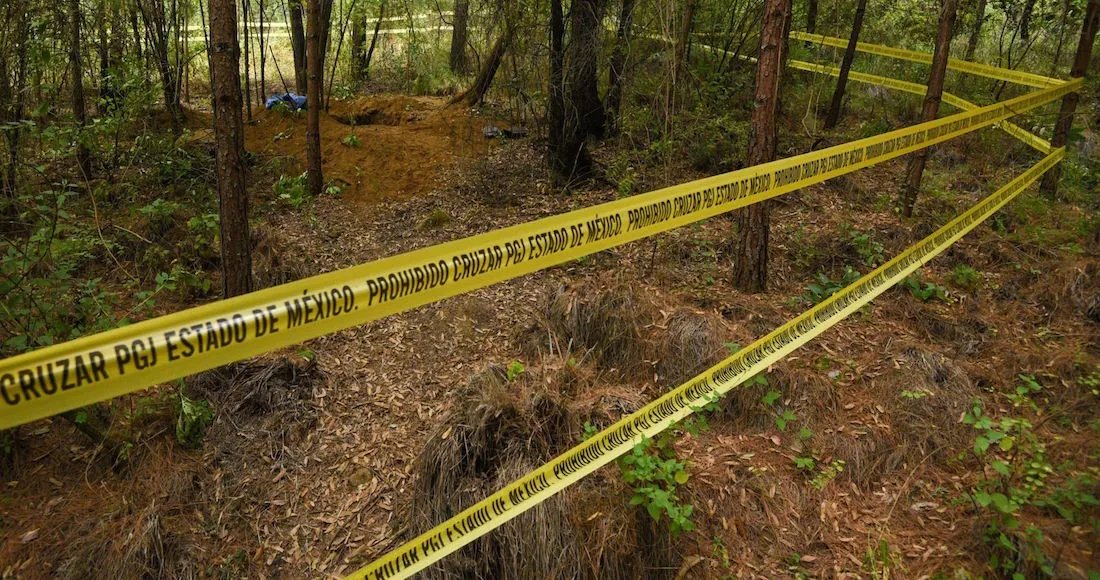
[245,95,508,204]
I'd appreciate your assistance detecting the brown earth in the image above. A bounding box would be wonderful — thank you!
[244,95,506,204]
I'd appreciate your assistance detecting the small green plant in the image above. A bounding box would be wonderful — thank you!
[761,386,798,431]
[903,275,946,302]
[962,398,1056,577]
[950,264,981,290]
[274,172,310,209]
[810,460,845,489]
[506,360,525,381]
[617,432,695,536]
[901,388,932,400]
[863,539,901,579]
[805,266,861,304]
[793,456,816,471]
[581,420,598,441]
[844,225,885,267]
[341,133,362,147]
[176,389,214,449]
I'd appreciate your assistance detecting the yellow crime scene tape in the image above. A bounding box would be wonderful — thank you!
[350,147,1064,580]
[0,74,1080,430]
[785,59,1052,153]
[0,77,1078,430]
[789,30,1063,88]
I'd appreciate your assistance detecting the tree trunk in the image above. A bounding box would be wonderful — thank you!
[1049,0,1072,76]
[318,0,335,90]
[566,0,607,137]
[1019,0,1038,41]
[362,1,385,81]
[290,0,308,93]
[548,0,568,181]
[242,0,252,120]
[2,4,29,201]
[824,0,866,130]
[806,0,817,33]
[450,0,470,74]
[901,0,957,218]
[306,0,323,197]
[71,0,93,179]
[350,11,365,80]
[1039,0,1099,197]
[733,0,791,293]
[210,0,253,297]
[259,0,266,101]
[605,0,635,135]
[964,0,986,60]
[450,25,514,107]
[138,0,182,133]
[674,0,697,83]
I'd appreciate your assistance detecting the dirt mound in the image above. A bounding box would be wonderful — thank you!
[246,95,497,204]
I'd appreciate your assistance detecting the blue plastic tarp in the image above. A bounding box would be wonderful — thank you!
[265,92,307,110]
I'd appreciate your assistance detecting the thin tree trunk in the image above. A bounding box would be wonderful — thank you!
[306,0,323,197]
[901,0,957,218]
[290,0,308,93]
[806,0,817,33]
[350,10,365,80]
[605,0,635,135]
[548,0,568,181]
[450,25,514,106]
[71,0,92,179]
[362,1,384,81]
[210,0,253,297]
[450,0,469,74]
[567,0,607,138]
[325,0,360,109]
[318,0,335,90]
[259,0,266,101]
[734,0,791,293]
[1019,0,1038,41]
[674,0,697,83]
[1050,0,1071,76]
[824,0,866,130]
[242,0,252,119]
[965,0,986,60]
[2,4,29,201]
[1040,0,1099,197]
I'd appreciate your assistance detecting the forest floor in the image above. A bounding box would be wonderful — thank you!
[1,94,1097,579]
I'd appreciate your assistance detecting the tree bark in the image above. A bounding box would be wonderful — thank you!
[1039,0,1099,196]
[901,0,957,218]
[605,0,635,135]
[210,0,253,297]
[306,0,323,197]
[566,0,607,137]
[964,0,986,60]
[350,10,365,79]
[450,25,514,106]
[362,1,385,81]
[71,0,93,179]
[137,0,182,133]
[259,0,266,101]
[548,0,568,181]
[1019,0,1038,41]
[734,0,791,293]
[824,0,866,130]
[674,0,697,83]
[806,0,817,33]
[2,4,29,201]
[290,0,308,93]
[242,0,252,120]
[450,0,470,74]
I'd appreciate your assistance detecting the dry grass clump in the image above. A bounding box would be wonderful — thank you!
[54,445,203,579]
[522,282,655,379]
[654,310,726,388]
[251,225,312,290]
[406,364,676,579]
[885,347,976,461]
[188,357,322,473]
